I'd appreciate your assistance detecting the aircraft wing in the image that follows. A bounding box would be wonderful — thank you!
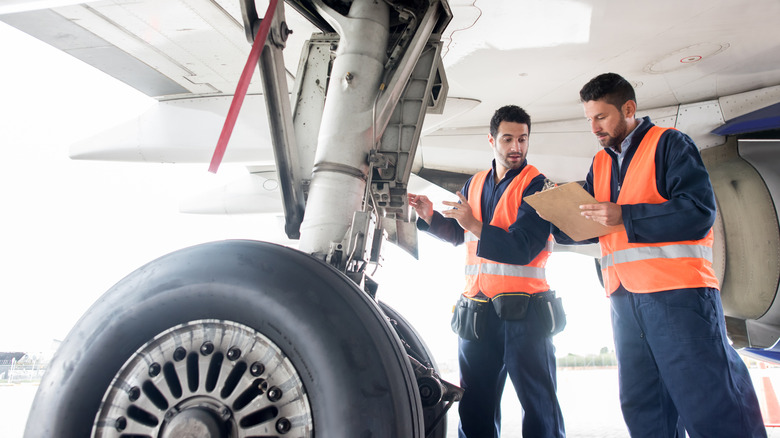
[0,0,309,99]
[3,0,779,186]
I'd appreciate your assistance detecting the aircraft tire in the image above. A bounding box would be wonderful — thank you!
[24,240,425,438]
[379,302,449,438]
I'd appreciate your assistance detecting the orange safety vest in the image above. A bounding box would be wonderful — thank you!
[463,165,552,298]
[593,126,719,296]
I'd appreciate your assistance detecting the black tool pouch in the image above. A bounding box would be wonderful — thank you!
[491,293,531,320]
[451,295,489,341]
[534,291,567,336]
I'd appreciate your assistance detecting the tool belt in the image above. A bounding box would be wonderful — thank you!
[533,290,567,336]
[451,291,566,340]
[450,296,490,341]
[492,292,531,320]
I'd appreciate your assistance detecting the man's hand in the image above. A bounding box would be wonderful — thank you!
[442,192,483,238]
[408,193,434,224]
[580,202,623,227]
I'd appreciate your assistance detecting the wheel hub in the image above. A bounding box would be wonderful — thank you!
[161,407,224,438]
[91,319,313,437]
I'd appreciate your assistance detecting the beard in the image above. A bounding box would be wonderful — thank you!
[497,151,525,170]
[598,117,630,150]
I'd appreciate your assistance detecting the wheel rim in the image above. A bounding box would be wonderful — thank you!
[91,319,313,437]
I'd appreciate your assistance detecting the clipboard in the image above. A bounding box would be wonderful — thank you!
[525,182,622,241]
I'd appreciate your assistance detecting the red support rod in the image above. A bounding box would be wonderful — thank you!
[209,0,280,173]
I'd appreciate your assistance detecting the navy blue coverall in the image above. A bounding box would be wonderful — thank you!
[554,117,765,438]
[418,159,565,438]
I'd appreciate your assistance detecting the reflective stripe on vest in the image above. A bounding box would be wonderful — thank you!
[601,243,713,268]
[463,166,552,298]
[465,262,547,279]
[593,125,719,295]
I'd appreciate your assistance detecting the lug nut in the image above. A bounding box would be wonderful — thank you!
[276,417,292,434]
[250,362,265,376]
[173,347,186,362]
[200,342,214,356]
[227,347,241,361]
[267,386,282,402]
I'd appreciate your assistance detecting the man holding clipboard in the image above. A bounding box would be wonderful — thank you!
[544,73,764,438]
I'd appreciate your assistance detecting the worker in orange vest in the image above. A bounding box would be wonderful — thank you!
[553,72,765,437]
[409,105,565,438]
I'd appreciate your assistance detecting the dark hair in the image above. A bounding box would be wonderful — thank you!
[579,73,636,111]
[490,105,531,138]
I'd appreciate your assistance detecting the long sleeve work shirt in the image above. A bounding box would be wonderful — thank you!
[417,160,551,266]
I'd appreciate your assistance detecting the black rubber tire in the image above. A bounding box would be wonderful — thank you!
[379,302,448,438]
[25,240,424,437]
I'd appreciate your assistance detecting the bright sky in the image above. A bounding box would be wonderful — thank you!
[0,21,614,362]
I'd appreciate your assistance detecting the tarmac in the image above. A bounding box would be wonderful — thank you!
[441,366,780,437]
[3,367,780,437]
[441,367,628,437]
